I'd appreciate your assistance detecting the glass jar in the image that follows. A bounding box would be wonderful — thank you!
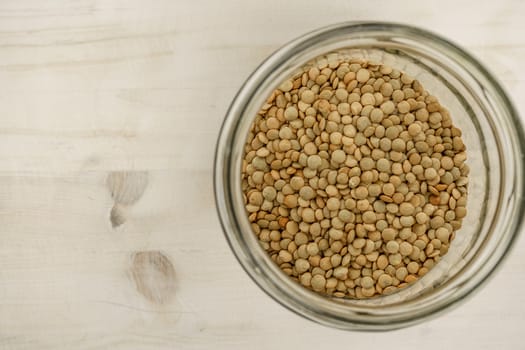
[214,22,525,330]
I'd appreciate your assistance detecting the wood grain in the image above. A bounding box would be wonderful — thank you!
[0,0,523,349]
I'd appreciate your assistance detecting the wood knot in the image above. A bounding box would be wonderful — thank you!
[130,251,176,304]
[106,171,149,228]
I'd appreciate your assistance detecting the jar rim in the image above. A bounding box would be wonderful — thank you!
[214,22,525,330]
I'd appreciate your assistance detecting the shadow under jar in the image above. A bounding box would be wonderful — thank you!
[214,22,525,330]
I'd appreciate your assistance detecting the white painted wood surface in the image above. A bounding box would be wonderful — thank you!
[0,0,523,348]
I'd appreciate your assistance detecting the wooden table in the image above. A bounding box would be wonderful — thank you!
[0,1,523,349]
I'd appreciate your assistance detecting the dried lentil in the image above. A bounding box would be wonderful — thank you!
[241,55,469,299]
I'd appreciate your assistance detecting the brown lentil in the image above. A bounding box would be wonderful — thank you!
[241,55,469,299]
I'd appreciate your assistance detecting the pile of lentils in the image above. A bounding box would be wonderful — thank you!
[241,55,469,298]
